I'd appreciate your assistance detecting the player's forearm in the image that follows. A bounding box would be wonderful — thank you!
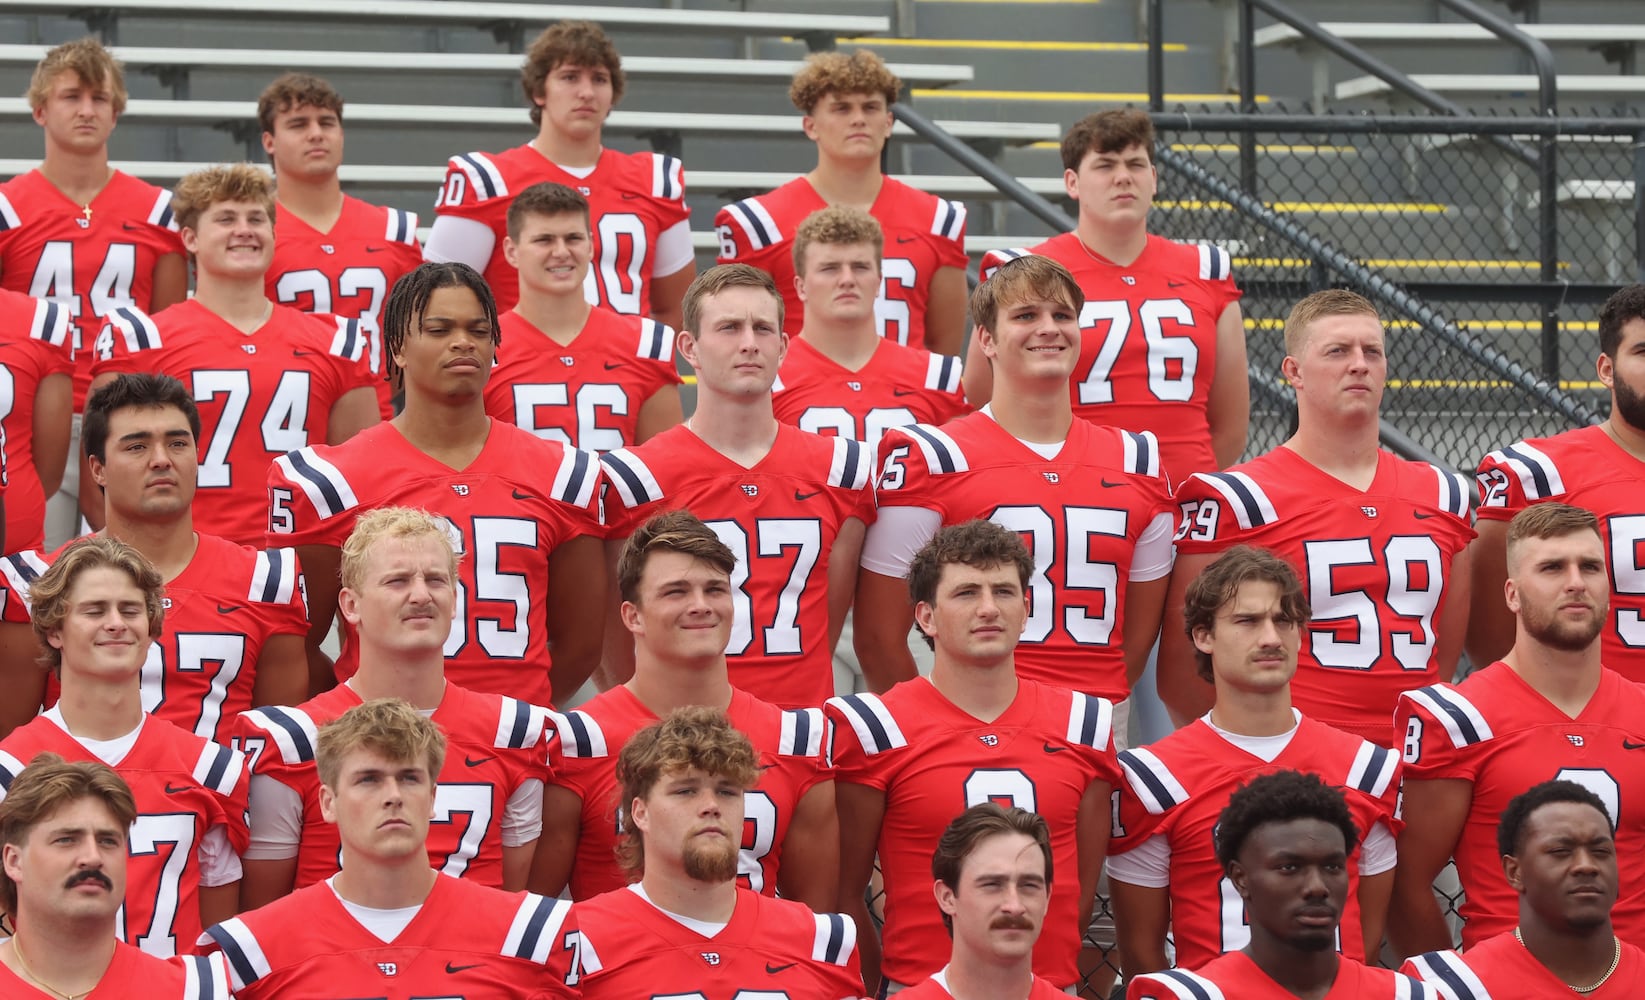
[841,896,881,996]
[1386,875,1456,959]
[853,617,918,692]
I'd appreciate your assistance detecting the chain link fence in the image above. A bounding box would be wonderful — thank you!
[1139,106,1641,471]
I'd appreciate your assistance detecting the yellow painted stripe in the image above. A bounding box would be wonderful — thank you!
[1247,317,1599,332]
[1169,142,1358,154]
[913,87,1267,103]
[838,37,1185,52]
[1228,257,1570,269]
[1384,379,1605,390]
[1157,200,1448,213]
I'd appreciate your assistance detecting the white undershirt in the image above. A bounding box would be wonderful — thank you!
[329,876,424,943]
[1106,712,1396,887]
[626,883,729,937]
[43,707,241,887]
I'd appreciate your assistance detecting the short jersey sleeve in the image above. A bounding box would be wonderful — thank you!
[714,197,787,270]
[266,446,361,548]
[1170,469,1268,554]
[1475,440,1564,523]
[89,306,164,375]
[434,151,513,231]
[1396,684,1492,782]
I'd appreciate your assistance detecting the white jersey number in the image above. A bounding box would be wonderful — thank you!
[989,505,1127,646]
[1077,298,1197,405]
[707,518,823,657]
[1303,535,1444,671]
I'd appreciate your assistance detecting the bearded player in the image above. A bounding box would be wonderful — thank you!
[425,19,694,325]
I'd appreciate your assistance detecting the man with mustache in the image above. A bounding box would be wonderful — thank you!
[1404,779,1645,997]
[0,537,249,957]
[1109,545,1401,977]
[570,706,868,998]
[1127,771,1434,999]
[898,804,1066,999]
[1392,503,1645,957]
[0,754,233,997]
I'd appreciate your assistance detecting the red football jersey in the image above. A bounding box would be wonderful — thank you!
[1398,663,1645,949]
[1129,951,1432,999]
[1111,715,1402,968]
[0,714,249,958]
[1403,932,1645,999]
[827,678,1120,989]
[872,412,1174,701]
[716,176,968,348]
[573,885,864,999]
[266,419,601,704]
[601,423,875,708]
[0,944,232,1000]
[899,969,1068,999]
[0,535,307,743]
[484,307,681,450]
[1476,425,1645,682]
[0,287,73,550]
[0,168,185,409]
[1174,447,1476,746]
[92,299,374,545]
[435,145,690,313]
[549,685,828,900]
[983,234,1242,477]
[772,335,968,453]
[266,195,422,416]
[234,681,551,890]
[205,874,578,998]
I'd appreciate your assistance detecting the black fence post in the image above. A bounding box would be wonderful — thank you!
[1148,0,1165,113]
[1237,1,1258,198]
[1636,127,1645,285]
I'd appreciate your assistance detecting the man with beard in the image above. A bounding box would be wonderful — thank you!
[1404,780,1645,997]
[1127,770,1433,999]
[569,706,867,998]
[1469,285,1645,681]
[1391,503,1645,957]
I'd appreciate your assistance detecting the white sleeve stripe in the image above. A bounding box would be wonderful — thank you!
[725,198,780,250]
[496,697,548,749]
[1405,686,1492,748]
[929,199,966,241]
[1407,951,1486,1000]
[206,918,272,989]
[652,153,683,201]
[811,912,856,965]
[384,208,417,245]
[192,742,245,795]
[274,448,359,521]
[779,708,825,757]
[637,318,672,361]
[1121,429,1162,478]
[148,189,177,230]
[0,192,20,229]
[31,298,71,347]
[902,423,968,475]
[1066,692,1114,751]
[1192,470,1277,530]
[598,448,661,509]
[1117,747,1188,815]
[1347,740,1398,798]
[249,548,298,605]
[577,931,604,974]
[106,306,161,352]
[1492,441,1564,499]
[1435,468,1471,519]
[551,446,600,508]
[1140,969,1227,1000]
[241,707,319,764]
[828,436,869,490]
[451,152,507,200]
[826,694,907,754]
[504,893,570,964]
[552,710,609,758]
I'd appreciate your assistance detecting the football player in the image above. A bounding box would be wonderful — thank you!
[0,288,72,552]
[1109,545,1400,975]
[599,264,874,707]
[88,163,381,545]
[0,538,248,958]
[260,73,422,417]
[856,254,1174,706]
[1469,284,1645,680]
[717,49,967,354]
[772,205,967,452]
[1392,503,1645,956]
[536,510,833,908]
[0,755,232,997]
[1127,771,1433,999]
[484,181,683,449]
[897,804,1068,1000]
[235,507,551,909]
[570,706,866,998]
[1164,289,1474,743]
[829,520,1118,993]
[425,19,694,325]
[0,374,308,742]
[207,699,578,997]
[969,109,1246,478]
[1,39,188,549]
[1404,779,1645,997]
[267,261,604,708]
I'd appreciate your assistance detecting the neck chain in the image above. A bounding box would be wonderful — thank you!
[1515,926,1622,994]
[11,937,97,1000]
[1073,233,1114,266]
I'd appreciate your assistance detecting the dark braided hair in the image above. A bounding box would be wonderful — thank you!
[380,262,501,380]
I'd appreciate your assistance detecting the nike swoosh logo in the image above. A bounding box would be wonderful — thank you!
[217,604,244,614]
[464,755,496,767]
[621,192,641,200]
[1625,740,1645,750]
[1100,478,1125,488]
[766,962,797,973]
[364,246,388,253]
[758,762,778,771]
[1167,280,1186,288]
[122,222,141,232]
[603,361,625,370]
[1412,511,1435,520]
[164,782,191,794]
[895,235,915,244]
[1042,742,1066,754]
[892,388,915,397]
[446,962,482,973]
[292,349,317,357]
[794,489,822,501]
[512,489,534,501]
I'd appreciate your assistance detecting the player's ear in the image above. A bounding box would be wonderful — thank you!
[933,878,958,917]
[337,587,362,627]
[1598,351,1615,388]
[1063,167,1080,202]
[1226,860,1252,900]
[1501,853,1524,892]
[318,781,338,824]
[913,600,937,641]
[676,328,699,369]
[800,114,819,142]
[628,796,650,836]
[180,226,200,257]
[1280,354,1302,388]
[502,236,520,270]
[619,599,643,636]
[1504,577,1521,615]
[1191,625,1216,657]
